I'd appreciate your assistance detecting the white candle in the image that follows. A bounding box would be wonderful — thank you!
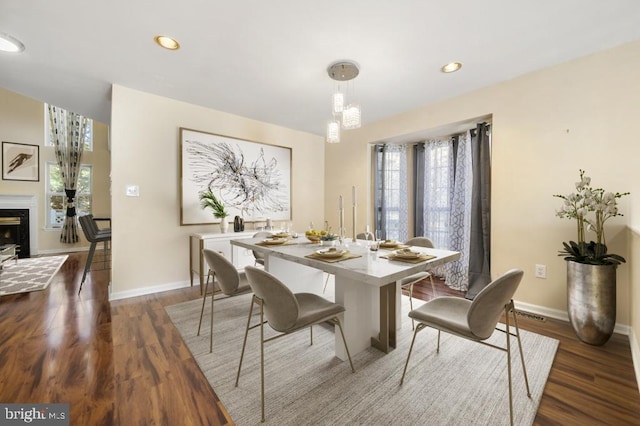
[352,186,357,206]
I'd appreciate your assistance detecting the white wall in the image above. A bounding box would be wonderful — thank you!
[109,85,324,297]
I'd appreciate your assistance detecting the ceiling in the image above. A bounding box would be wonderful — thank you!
[1,1,640,136]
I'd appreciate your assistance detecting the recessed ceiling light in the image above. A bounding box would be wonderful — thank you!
[441,62,462,73]
[154,35,180,50]
[0,33,25,53]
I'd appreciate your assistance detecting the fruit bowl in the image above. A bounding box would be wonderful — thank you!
[306,234,321,242]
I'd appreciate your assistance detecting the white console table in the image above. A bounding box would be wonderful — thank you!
[189,231,256,292]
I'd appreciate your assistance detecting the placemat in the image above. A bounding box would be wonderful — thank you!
[256,240,297,247]
[381,253,437,263]
[304,251,362,263]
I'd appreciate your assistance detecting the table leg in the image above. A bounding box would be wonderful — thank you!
[371,282,397,353]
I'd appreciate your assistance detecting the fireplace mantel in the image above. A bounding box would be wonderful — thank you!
[0,195,38,256]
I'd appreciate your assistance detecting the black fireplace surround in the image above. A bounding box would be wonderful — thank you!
[0,209,30,258]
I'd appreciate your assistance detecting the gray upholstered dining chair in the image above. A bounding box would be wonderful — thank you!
[236,266,355,422]
[400,269,531,426]
[78,214,111,294]
[251,231,273,266]
[356,231,376,241]
[400,236,436,329]
[197,249,252,353]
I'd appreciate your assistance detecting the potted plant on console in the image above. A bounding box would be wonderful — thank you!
[554,170,629,345]
[200,190,230,233]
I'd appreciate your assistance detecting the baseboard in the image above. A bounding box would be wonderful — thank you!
[630,328,640,392]
[513,300,630,336]
[35,246,89,255]
[109,280,192,301]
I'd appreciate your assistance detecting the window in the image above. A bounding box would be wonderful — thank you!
[46,162,92,229]
[423,140,454,249]
[373,144,408,241]
[44,104,93,151]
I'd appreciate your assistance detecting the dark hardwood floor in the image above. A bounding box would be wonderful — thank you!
[0,252,638,425]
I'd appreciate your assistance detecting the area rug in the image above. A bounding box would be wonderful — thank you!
[166,290,559,426]
[0,255,68,296]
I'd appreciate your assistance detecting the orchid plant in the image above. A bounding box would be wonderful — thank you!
[554,170,629,265]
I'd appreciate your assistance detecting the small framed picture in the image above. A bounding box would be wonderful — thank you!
[2,141,40,182]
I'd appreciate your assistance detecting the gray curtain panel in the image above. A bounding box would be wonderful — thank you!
[465,123,492,299]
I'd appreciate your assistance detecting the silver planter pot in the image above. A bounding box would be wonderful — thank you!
[566,261,617,346]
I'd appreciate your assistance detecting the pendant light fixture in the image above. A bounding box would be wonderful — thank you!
[326,60,361,143]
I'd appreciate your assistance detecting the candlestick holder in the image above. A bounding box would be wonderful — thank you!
[352,205,357,242]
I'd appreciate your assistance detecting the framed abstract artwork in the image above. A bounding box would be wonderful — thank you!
[2,141,40,182]
[180,128,292,225]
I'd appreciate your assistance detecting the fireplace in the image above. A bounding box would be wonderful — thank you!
[0,210,30,258]
[0,195,37,258]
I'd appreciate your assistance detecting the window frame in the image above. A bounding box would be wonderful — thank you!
[45,162,93,230]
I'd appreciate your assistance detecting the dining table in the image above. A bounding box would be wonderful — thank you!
[230,236,461,361]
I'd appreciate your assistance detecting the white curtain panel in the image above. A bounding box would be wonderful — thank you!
[445,131,473,291]
[422,133,473,291]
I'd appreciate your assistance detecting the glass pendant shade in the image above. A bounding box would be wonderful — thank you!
[341,104,361,129]
[326,120,340,143]
[332,92,344,113]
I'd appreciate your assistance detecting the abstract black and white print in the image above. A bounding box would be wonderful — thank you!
[180,129,291,225]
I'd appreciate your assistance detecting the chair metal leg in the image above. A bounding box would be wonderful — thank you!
[505,306,514,426]
[235,296,256,387]
[322,273,331,293]
[408,283,415,330]
[510,301,531,397]
[310,325,313,345]
[428,274,435,299]
[334,317,355,373]
[259,301,265,423]
[197,278,211,336]
[209,283,215,353]
[78,242,97,294]
[400,322,425,384]
[436,329,441,353]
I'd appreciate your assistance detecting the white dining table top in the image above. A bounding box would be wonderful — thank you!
[230,237,461,288]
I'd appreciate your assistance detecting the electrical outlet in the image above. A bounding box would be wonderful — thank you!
[535,264,547,279]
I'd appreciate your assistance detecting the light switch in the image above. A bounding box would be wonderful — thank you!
[126,185,139,197]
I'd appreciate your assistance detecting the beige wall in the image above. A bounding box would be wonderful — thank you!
[0,87,111,253]
[109,85,324,296]
[326,41,640,335]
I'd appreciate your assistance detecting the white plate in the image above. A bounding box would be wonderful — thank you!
[262,239,286,245]
[315,248,346,258]
[392,249,421,259]
[380,240,399,248]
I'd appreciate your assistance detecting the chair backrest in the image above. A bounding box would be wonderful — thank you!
[357,232,376,241]
[467,269,524,339]
[244,266,299,332]
[203,249,241,295]
[252,231,273,260]
[404,237,435,248]
[78,215,97,242]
